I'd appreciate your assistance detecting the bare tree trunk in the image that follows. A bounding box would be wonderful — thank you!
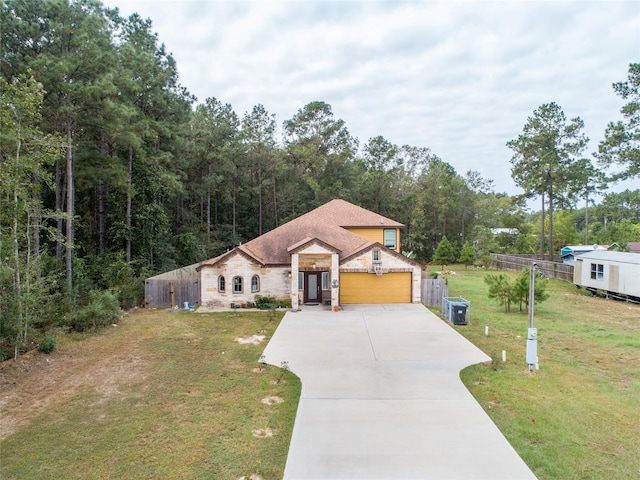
[31,173,41,279]
[207,188,211,240]
[65,117,74,309]
[126,144,133,262]
[55,157,63,263]
[97,132,106,257]
[232,182,237,238]
[585,190,589,245]
[13,136,23,360]
[548,184,554,261]
[199,167,204,227]
[273,176,278,227]
[206,165,211,241]
[540,193,545,259]
[258,157,263,235]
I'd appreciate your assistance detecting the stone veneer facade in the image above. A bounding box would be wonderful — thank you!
[200,253,290,307]
[200,245,421,308]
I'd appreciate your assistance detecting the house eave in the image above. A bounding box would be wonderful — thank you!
[196,247,264,271]
[287,236,342,255]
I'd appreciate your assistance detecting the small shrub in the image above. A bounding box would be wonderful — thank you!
[276,299,291,308]
[275,360,290,384]
[489,351,506,371]
[67,290,121,332]
[117,276,144,308]
[255,295,277,310]
[38,334,56,354]
[484,273,513,312]
[0,346,14,362]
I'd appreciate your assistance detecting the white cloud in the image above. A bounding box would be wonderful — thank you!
[104,0,640,200]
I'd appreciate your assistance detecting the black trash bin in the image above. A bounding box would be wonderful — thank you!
[451,303,467,325]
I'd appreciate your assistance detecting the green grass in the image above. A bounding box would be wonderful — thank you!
[437,265,640,480]
[4,274,639,479]
[1,310,301,480]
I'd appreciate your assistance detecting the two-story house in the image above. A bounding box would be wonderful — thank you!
[197,199,423,310]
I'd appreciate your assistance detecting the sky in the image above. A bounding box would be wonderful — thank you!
[102,0,639,202]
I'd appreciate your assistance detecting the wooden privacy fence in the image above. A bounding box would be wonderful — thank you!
[145,262,201,308]
[421,278,448,307]
[490,254,574,282]
[145,279,201,309]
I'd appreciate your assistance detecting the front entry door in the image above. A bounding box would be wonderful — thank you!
[304,272,321,303]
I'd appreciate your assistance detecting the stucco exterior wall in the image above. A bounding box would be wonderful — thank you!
[344,227,401,252]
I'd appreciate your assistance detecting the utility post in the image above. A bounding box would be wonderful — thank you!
[526,263,539,371]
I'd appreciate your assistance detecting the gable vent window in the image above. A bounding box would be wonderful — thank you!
[383,229,396,249]
[590,263,604,281]
[218,276,226,292]
[251,275,260,292]
[373,249,381,262]
[233,276,243,293]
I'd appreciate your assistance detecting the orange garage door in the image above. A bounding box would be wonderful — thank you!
[339,272,412,304]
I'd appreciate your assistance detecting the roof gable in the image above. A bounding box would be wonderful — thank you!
[287,237,342,255]
[197,247,262,270]
[341,241,422,267]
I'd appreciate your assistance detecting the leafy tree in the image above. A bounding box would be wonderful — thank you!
[458,241,475,268]
[432,236,457,270]
[283,101,358,210]
[357,136,404,216]
[484,273,513,312]
[512,268,550,313]
[0,74,63,358]
[507,102,588,259]
[189,97,241,245]
[472,226,500,265]
[550,210,581,250]
[514,230,537,255]
[241,104,277,235]
[566,157,607,244]
[597,63,640,180]
[28,0,116,306]
[411,157,471,260]
[591,217,640,246]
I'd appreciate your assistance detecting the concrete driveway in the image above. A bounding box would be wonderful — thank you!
[262,304,537,479]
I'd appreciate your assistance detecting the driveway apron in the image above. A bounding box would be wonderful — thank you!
[262,304,537,480]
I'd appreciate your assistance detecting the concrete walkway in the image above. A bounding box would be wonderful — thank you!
[262,304,537,480]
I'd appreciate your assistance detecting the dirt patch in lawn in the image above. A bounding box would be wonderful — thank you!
[235,334,266,345]
[0,314,153,440]
[261,395,284,405]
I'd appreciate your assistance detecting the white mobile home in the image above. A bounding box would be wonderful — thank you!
[574,250,640,301]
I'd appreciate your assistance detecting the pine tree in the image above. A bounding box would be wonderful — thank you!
[432,236,457,270]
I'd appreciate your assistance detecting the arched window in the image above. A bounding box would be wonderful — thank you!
[233,276,243,293]
[251,275,260,292]
[218,276,225,292]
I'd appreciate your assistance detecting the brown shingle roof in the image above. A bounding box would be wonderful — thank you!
[198,199,404,268]
[297,199,404,228]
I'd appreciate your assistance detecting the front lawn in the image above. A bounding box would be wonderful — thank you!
[438,266,640,480]
[0,309,300,480]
